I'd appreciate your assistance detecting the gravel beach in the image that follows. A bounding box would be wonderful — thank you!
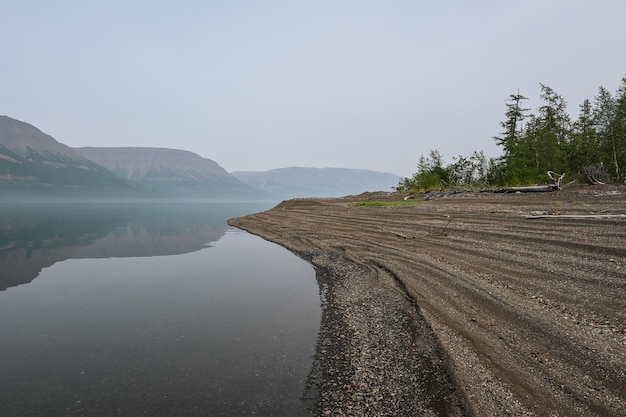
[228,185,626,416]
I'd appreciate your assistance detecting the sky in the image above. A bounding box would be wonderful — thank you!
[2,1,625,177]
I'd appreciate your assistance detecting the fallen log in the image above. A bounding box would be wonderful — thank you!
[584,165,607,185]
[525,214,626,220]
[586,175,606,185]
[495,171,565,193]
[495,185,559,193]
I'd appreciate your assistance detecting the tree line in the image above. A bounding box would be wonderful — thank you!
[397,75,626,192]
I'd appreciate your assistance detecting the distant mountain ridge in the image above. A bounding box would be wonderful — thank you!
[0,115,135,197]
[73,147,267,200]
[232,167,401,199]
[0,115,264,200]
[1,115,399,201]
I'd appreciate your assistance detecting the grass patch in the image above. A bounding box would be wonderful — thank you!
[351,200,421,207]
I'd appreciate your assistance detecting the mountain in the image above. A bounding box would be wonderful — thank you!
[74,147,268,200]
[0,115,396,201]
[0,115,136,198]
[231,167,401,200]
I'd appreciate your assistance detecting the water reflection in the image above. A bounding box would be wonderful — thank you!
[0,203,269,290]
[0,202,319,416]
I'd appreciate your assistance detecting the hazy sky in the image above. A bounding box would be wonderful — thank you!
[2,1,625,176]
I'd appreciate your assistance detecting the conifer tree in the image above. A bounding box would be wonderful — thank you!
[493,92,529,182]
[609,76,626,182]
[566,99,602,178]
[401,74,626,192]
[532,84,571,175]
[593,86,620,181]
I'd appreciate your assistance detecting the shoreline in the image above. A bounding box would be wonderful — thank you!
[278,243,468,416]
[229,186,626,416]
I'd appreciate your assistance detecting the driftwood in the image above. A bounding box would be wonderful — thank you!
[496,185,558,193]
[547,171,565,188]
[586,175,606,185]
[584,164,608,185]
[380,227,416,239]
[495,171,565,193]
[526,214,626,220]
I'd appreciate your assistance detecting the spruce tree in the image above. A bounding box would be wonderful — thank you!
[610,76,626,182]
[534,84,571,175]
[493,92,529,182]
[568,99,600,178]
[593,86,619,181]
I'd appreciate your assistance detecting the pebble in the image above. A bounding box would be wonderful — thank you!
[303,257,467,416]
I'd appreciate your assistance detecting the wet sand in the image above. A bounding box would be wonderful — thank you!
[229,185,626,416]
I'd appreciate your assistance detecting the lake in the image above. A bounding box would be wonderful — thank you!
[0,202,321,417]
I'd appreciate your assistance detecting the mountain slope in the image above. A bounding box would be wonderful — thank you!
[232,167,401,199]
[0,115,135,197]
[75,147,267,200]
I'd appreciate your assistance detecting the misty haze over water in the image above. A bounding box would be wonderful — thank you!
[0,202,321,416]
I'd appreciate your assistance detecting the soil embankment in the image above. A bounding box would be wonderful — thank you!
[229,186,626,416]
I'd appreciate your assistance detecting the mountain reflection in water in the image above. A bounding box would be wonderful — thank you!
[0,202,320,417]
[0,203,252,291]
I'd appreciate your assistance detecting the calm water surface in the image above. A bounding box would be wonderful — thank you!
[0,203,321,416]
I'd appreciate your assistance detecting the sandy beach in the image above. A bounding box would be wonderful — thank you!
[229,185,626,416]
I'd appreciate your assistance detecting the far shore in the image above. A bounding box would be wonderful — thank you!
[229,185,626,417]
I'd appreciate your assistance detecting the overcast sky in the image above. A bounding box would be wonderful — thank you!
[2,1,625,177]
